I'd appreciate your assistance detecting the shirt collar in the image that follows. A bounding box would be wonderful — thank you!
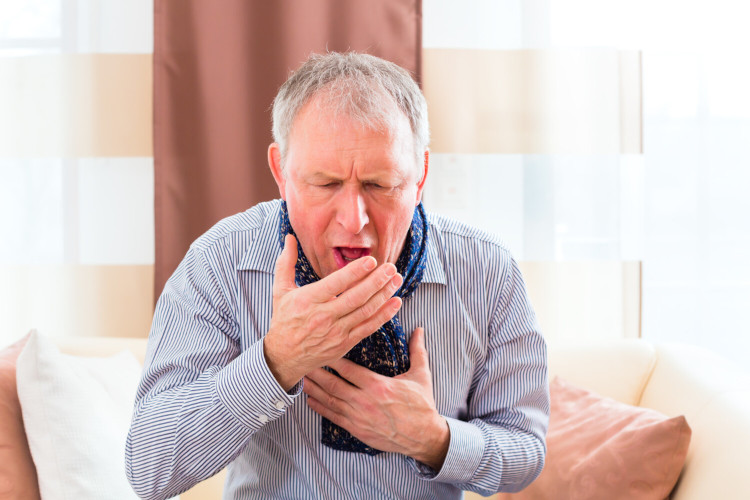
[421,223,447,285]
[237,203,282,273]
[237,201,448,286]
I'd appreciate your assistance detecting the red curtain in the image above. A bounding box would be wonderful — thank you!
[153,0,422,299]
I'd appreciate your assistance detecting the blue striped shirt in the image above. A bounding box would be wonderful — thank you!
[126,199,549,500]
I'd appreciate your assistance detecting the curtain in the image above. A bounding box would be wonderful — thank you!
[421,0,749,365]
[153,0,422,298]
[0,1,155,343]
[421,0,644,343]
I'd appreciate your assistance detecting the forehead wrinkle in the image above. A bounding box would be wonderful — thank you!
[287,97,419,183]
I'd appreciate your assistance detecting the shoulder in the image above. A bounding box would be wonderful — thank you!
[424,210,517,307]
[190,199,281,254]
[427,210,512,262]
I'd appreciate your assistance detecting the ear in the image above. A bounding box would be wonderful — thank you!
[415,149,429,204]
[268,142,286,200]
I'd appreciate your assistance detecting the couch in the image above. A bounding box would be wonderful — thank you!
[32,337,749,499]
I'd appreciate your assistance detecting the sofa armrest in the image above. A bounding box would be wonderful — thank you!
[547,339,657,406]
[640,343,750,500]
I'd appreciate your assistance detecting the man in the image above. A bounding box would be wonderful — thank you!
[126,52,549,499]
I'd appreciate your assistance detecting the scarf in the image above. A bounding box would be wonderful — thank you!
[278,200,429,455]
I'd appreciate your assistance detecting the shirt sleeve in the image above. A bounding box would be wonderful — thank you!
[125,246,301,500]
[408,253,550,494]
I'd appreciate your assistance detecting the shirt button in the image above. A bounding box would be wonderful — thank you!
[274,400,285,410]
[257,414,269,423]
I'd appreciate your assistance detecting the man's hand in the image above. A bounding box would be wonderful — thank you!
[303,327,450,471]
[264,235,404,390]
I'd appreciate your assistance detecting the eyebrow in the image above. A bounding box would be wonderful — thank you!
[305,170,402,183]
[306,172,341,183]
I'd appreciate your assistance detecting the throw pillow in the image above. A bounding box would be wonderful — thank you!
[0,333,41,500]
[16,330,142,500]
[500,377,691,500]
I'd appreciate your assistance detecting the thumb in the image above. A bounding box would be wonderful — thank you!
[407,327,430,375]
[273,234,298,294]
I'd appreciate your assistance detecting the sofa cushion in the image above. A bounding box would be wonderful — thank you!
[500,377,691,500]
[0,333,41,500]
[16,331,141,500]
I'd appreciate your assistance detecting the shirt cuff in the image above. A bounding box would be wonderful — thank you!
[214,338,302,429]
[408,417,485,483]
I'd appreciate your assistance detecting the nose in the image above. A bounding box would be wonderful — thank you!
[336,187,369,234]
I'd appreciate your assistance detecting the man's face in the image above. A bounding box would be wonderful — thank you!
[269,96,428,278]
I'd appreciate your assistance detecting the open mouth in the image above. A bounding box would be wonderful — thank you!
[333,247,371,268]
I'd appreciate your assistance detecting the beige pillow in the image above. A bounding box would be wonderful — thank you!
[0,333,41,500]
[500,377,691,500]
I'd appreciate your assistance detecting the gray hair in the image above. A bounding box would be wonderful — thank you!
[271,52,429,169]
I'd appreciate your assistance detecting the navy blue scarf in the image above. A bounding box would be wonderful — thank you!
[278,200,429,455]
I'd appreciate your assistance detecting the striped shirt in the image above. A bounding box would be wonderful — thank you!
[126,199,549,500]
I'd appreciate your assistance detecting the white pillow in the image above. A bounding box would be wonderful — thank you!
[16,330,141,500]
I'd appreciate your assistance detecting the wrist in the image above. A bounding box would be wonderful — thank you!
[414,415,450,471]
[263,335,302,391]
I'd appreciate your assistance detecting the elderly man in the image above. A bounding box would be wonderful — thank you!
[126,52,549,499]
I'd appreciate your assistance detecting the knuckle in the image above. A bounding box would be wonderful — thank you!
[307,310,330,331]
[325,395,339,410]
[322,273,343,292]
[376,269,392,288]
[329,376,345,394]
[328,322,346,339]
[351,324,375,343]
[342,293,360,311]
[358,300,378,321]
[374,306,396,325]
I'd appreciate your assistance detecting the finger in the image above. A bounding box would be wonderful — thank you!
[407,327,429,373]
[328,263,399,320]
[305,368,360,403]
[273,234,298,293]
[338,272,403,330]
[303,372,355,415]
[347,297,402,344]
[329,357,382,389]
[306,392,351,431]
[308,257,385,300]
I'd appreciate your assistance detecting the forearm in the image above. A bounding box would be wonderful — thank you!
[126,372,250,500]
[126,339,299,500]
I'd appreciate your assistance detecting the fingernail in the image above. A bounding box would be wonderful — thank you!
[384,264,397,277]
[363,257,376,271]
[391,274,403,287]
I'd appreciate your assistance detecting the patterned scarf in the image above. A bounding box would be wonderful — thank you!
[278,200,429,455]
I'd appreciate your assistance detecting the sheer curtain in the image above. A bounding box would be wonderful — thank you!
[423,0,749,365]
[549,0,750,365]
[422,0,644,343]
[0,0,155,344]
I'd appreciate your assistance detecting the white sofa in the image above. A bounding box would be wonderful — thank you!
[55,337,750,500]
